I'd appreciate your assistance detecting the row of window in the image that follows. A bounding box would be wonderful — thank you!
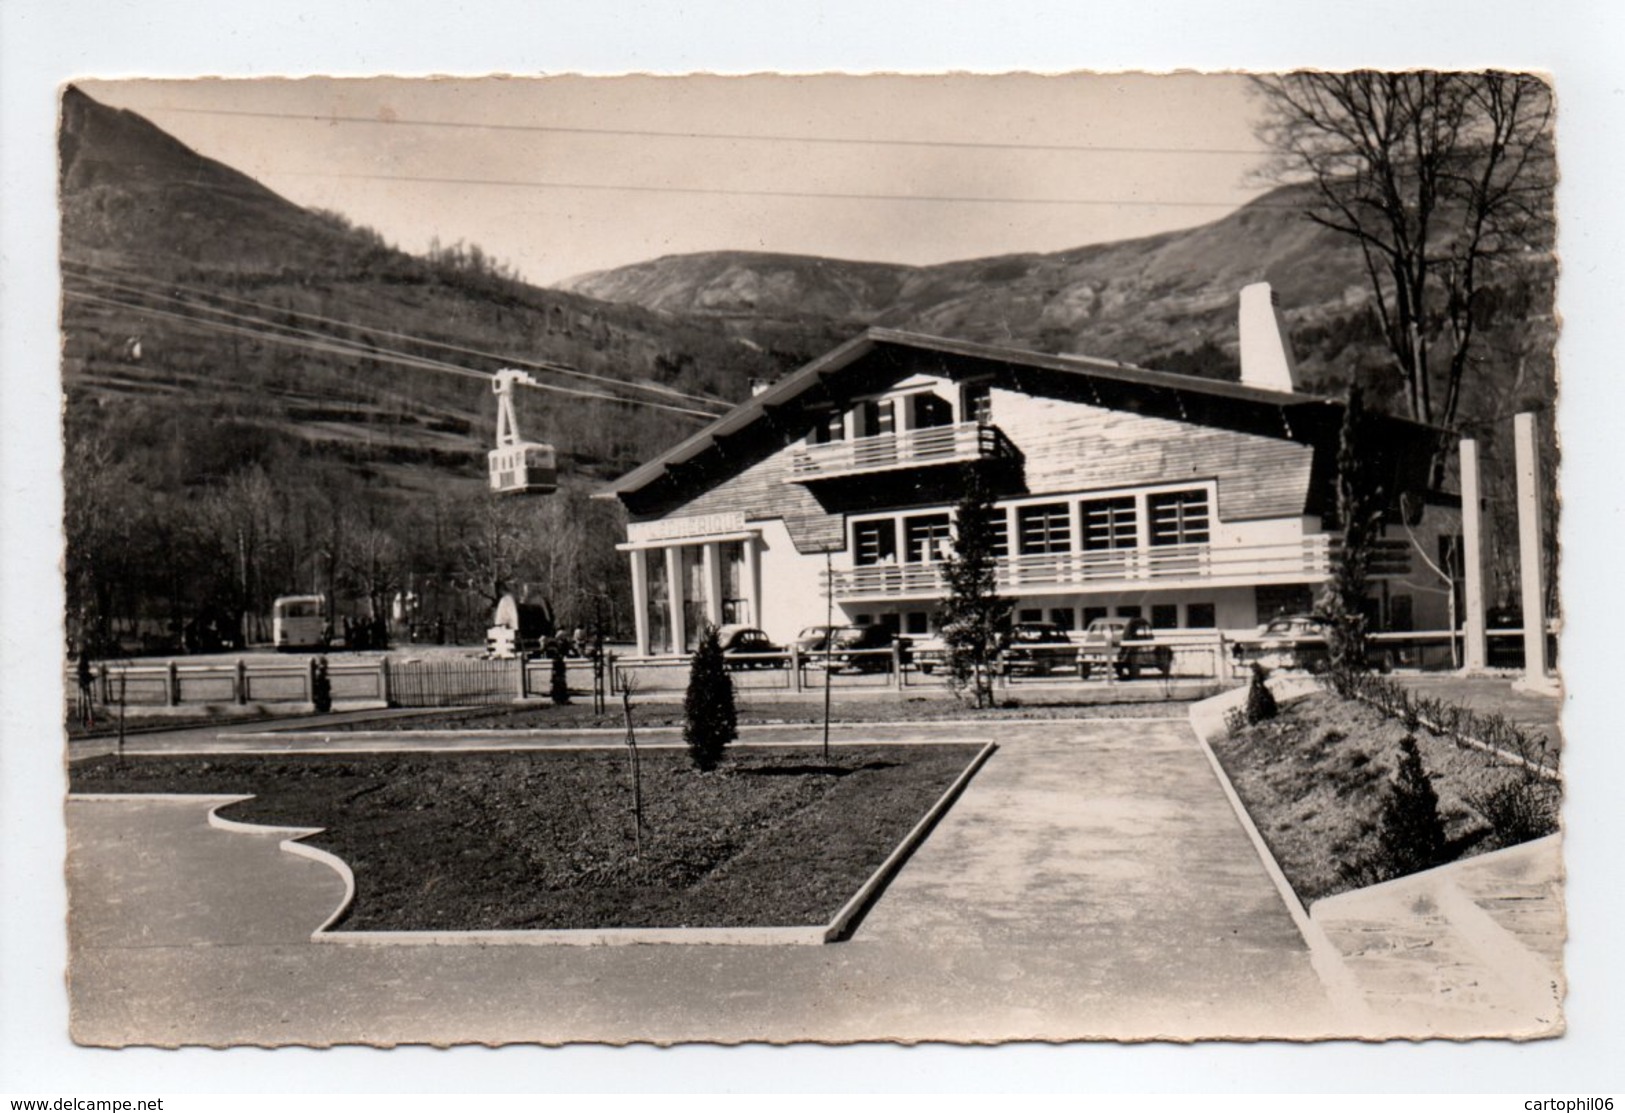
[1014,602,1217,630]
[852,488,1212,566]
[809,383,992,445]
[854,600,1218,636]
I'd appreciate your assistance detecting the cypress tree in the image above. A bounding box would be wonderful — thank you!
[939,464,1010,709]
[683,624,737,771]
[1319,385,1383,674]
[1378,734,1449,878]
[549,647,571,705]
[1244,662,1278,724]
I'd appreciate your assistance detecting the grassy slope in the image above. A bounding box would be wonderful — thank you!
[69,744,982,931]
[59,88,813,497]
[1211,690,1559,904]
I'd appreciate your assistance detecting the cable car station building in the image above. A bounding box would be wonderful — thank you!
[599,284,1459,657]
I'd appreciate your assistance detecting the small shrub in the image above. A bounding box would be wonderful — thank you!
[549,651,570,705]
[1468,774,1559,847]
[311,656,332,713]
[1375,734,1449,880]
[683,625,737,772]
[1244,663,1278,725]
[1223,706,1249,736]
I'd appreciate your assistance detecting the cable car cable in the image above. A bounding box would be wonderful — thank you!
[63,256,735,411]
[64,287,719,419]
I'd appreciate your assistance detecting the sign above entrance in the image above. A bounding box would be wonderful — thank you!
[627,511,748,544]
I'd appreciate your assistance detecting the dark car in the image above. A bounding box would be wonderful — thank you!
[717,625,786,669]
[1232,613,1393,673]
[1242,613,1332,672]
[794,625,839,655]
[998,622,1078,675]
[1078,617,1173,679]
[828,623,912,673]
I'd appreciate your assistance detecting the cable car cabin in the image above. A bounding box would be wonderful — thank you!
[488,367,558,495]
[488,442,558,495]
[272,595,328,651]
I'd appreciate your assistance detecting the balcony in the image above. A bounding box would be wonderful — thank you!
[828,536,1412,601]
[788,422,1015,484]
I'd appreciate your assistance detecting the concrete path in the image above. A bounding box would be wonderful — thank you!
[67,719,1340,1046]
[1311,836,1565,1039]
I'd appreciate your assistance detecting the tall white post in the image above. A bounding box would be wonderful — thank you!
[1513,413,1556,691]
[665,546,686,654]
[744,537,762,629]
[628,549,650,656]
[1459,438,1488,672]
[702,542,724,626]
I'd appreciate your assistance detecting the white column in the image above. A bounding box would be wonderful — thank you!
[702,541,724,626]
[1459,438,1488,673]
[1067,498,1083,582]
[665,546,686,654]
[1514,413,1556,689]
[628,549,650,656]
[744,536,762,629]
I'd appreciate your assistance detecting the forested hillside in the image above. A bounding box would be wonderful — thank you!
[60,85,1557,654]
[60,87,842,650]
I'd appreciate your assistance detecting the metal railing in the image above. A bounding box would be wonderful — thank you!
[789,422,1010,480]
[830,536,1413,600]
[74,654,605,710]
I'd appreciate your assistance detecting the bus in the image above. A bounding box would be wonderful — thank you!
[272,595,328,650]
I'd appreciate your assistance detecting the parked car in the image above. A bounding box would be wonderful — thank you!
[717,625,786,669]
[1232,613,1393,673]
[913,636,950,675]
[827,623,912,673]
[793,625,839,656]
[1238,613,1332,673]
[1077,617,1173,679]
[998,622,1078,675]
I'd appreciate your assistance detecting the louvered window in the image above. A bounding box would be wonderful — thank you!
[904,514,952,564]
[853,519,897,566]
[1148,489,1210,546]
[1017,503,1071,554]
[1081,496,1138,550]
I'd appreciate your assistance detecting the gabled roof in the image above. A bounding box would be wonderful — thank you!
[597,327,1433,501]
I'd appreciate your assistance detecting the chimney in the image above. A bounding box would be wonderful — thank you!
[1237,282,1301,393]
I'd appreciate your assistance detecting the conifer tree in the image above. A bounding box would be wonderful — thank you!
[1244,663,1278,724]
[683,624,737,771]
[939,465,1010,709]
[1319,385,1383,674]
[1378,734,1449,878]
[549,646,571,705]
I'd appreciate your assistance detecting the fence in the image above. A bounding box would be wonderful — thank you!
[79,654,607,711]
[73,628,1520,711]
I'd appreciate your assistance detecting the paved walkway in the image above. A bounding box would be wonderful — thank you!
[1311,836,1565,1039]
[67,719,1340,1046]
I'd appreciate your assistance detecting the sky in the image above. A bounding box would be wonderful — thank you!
[81,73,1272,286]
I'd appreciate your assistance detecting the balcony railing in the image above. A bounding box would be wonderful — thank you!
[788,422,1012,482]
[828,536,1412,600]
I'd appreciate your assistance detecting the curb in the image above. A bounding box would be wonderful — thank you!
[1185,687,1378,1031]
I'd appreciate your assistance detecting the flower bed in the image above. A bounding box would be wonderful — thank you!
[1211,689,1559,904]
[70,743,984,932]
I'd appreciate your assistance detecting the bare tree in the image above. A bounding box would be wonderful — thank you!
[1252,72,1554,441]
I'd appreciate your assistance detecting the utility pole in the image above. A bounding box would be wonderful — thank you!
[822,547,835,762]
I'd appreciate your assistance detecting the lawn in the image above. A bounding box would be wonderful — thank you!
[1211,690,1560,904]
[318,691,1216,733]
[69,743,986,932]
